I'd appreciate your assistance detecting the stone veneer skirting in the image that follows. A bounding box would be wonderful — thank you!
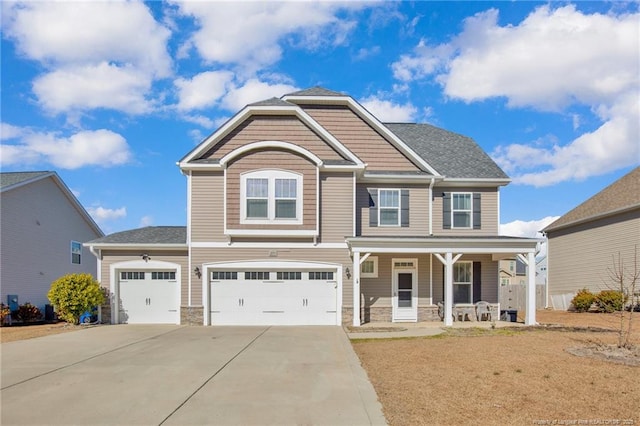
[345,305,442,325]
[181,306,204,325]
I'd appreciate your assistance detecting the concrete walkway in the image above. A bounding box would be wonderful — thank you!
[1,325,386,426]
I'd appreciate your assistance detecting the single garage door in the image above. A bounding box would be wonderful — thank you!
[210,269,338,325]
[119,270,179,324]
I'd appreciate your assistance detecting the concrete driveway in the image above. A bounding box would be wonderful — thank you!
[1,325,386,425]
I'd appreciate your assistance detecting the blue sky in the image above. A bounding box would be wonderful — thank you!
[2,1,639,239]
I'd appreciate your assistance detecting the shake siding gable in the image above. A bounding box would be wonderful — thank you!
[226,149,317,230]
[191,171,226,243]
[202,115,345,161]
[300,105,422,171]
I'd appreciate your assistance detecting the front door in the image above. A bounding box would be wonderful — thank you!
[392,260,417,322]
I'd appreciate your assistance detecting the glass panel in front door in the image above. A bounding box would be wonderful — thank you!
[398,273,412,308]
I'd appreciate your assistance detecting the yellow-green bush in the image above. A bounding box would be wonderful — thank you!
[595,290,627,313]
[48,273,105,324]
[571,288,595,312]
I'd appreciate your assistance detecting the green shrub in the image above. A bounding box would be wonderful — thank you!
[571,288,595,312]
[595,290,627,313]
[48,273,105,324]
[11,303,43,322]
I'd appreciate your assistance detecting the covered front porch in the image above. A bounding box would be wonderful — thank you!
[347,236,541,327]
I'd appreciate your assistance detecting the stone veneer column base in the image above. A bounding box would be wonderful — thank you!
[418,306,441,322]
[100,301,112,324]
[341,307,353,326]
[181,306,204,325]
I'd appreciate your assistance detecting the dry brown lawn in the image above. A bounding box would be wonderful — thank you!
[0,322,82,343]
[353,310,640,426]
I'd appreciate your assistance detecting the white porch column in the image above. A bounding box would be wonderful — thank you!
[444,252,454,326]
[525,251,537,325]
[353,251,361,326]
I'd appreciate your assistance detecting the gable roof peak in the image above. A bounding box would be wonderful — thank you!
[284,86,346,97]
[1,171,53,189]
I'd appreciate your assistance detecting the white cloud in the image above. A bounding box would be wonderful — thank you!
[1,122,25,140]
[33,63,155,115]
[0,125,132,169]
[174,70,234,111]
[360,96,418,122]
[353,46,381,61]
[392,5,640,186]
[500,216,559,259]
[221,79,299,111]
[139,215,154,227]
[172,1,365,73]
[2,0,171,116]
[87,206,127,224]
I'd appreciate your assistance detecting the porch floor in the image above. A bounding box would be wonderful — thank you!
[345,319,526,339]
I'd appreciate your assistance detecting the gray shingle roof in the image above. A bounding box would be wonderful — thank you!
[248,97,296,107]
[384,123,509,179]
[285,86,346,97]
[87,226,187,245]
[1,171,51,189]
[544,166,640,232]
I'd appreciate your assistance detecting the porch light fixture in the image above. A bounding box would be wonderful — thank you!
[194,266,202,278]
[345,267,351,279]
[141,253,151,262]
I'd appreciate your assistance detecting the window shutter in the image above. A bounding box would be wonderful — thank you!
[368,189,378,227]
[442,192,451,229]
[473,193,481,229]
[401,189,410,227]
[473,261,482,303]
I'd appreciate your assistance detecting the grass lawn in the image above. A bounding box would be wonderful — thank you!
[352,311,640,426]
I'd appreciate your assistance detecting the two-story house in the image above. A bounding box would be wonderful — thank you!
[86,87,540,327]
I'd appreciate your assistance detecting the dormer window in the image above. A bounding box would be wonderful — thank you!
[241,170,302,224]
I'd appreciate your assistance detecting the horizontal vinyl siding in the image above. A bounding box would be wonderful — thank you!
[226,150,317,230]
[191,171,226,243]
[360,254,432,308]
[320,172,353,242]
[356,184,429,236]
[100,250,189,305]
[0,178,101,311]
[190,247,352,307]
[205,115,344,161]
[547,210,640,298]
[432,186,499,236]
[300,105,421,172]
[432,254,499,304]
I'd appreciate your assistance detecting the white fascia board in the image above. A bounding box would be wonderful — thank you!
[203,259,340,270]
[320,164,366,171]
[178,163,223,171]
[347,237,541,253]
[225,229,319,237]
[191,241,347,248]
[360,173,437,184]
[437,178,512,188]
[350,246,538,254]
[83,243,188,250]
[284,95,443,177]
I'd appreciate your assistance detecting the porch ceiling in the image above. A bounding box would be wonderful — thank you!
[346,235,541,254]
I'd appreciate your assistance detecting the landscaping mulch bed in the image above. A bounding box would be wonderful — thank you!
[0,322,82,343]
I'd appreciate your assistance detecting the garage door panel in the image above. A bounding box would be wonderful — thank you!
[210,270,338,325]
[119,273,179,324]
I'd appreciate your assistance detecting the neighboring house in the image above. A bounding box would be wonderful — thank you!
[1,171,104,313]
[85,87,539,327]
[535,256,547,286]
[543,167,640,309]
[499,259,518,286]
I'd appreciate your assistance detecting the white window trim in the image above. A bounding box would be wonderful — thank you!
[71,240,82,265]
[378,188,401,227]
[453,261,473,303]
[451,192,473,229]
[361,256,378,278]
[240,170,303,225]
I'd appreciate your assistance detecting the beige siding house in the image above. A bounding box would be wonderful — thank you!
[543,167,640,309]
[86,87,540,327]
[1,172,103,313]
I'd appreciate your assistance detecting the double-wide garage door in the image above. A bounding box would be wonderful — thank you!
[119,270,179,324]
[210,269,338,325]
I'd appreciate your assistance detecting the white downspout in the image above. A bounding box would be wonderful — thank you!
[428,177,435,235]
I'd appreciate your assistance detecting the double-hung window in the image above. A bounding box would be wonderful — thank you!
[452,193,472,228]
[241,170,302,224]
[71,241,82,264]
[379,189,400,226]
[453,262,472,304]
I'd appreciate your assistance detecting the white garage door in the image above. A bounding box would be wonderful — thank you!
[119,270,179,324]
[210,269,338,325]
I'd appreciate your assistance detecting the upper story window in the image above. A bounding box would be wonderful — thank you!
[241,170,302,224]
[452,193,472,228]
[443,192,481,230]
[71,241,82,264]
[379,189,400,226]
